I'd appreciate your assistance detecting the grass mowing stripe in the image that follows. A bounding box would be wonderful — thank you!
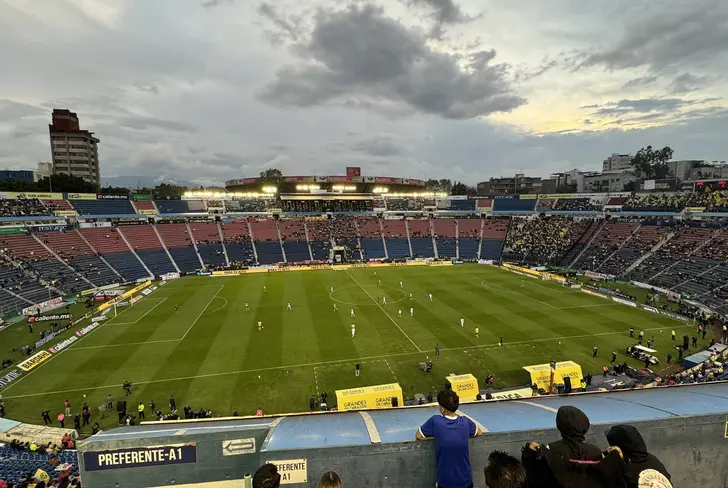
[345,269,422,352]
[181,284,225,340]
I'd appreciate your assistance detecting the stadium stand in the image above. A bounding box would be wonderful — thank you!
[278,219,312,262]
[155,224,201,272]
[79,227,150,281]
[132,199,157,213]
[386,198,424,211]
[621,192,713,213]
[492,198,536,212]
[0,266,33,313]
[228,199,268,213]
[436,199,475,212]
[535,198,556,210]
[502,217,591,265]
[553,197,601,211]
[382,219,409,258]
[331,216,360,260]
[480,218,509,260]
[155,199,206,214]
[0,234,84,296]
[0,198,50,217]
[432,218,456,259]
[118,225,178,275]
[220,220,255,265]
[250,219,284,264]
[306,219,331,261]
[558,219,604,267]
[597,220,674,276]
[357,216,386,259]
[70,198,136,216]
[457,218,482,260]
[705,190,728,212]
[408,219,434,257]
[42,199,74,212]
[188,223,227,268]
[0,442,80,486]
[572,221,640,271]
[37,231,118,286]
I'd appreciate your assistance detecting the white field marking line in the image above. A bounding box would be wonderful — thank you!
[1,323,696,400]
[479,280,558,309]
[462,350,505,387]
[345,270,422,353]
[70,339,181,351]
[0,303,137,394]
[530,279,570,294]
[202,296,228,315]
[112,297,168,325]
[384,359,399,382]
[314,368,319,396]
[180,284,225,340]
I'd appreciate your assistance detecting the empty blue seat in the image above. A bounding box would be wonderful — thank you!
[169,246,201,272]
[197,244,227,267]
[459,238,479,260]
[71,199,136,215]
[137,248,177,275]
[283,241,310,262]
[255,241,284,264]
[385,237,410,258]
[361,238,385,259]
[410,238,434,257]
[103,252,150,280]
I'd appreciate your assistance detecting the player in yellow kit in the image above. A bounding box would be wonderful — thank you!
[475,327,479,338]
[351,323,356,338]
[258,321,263,331]
[333,303,338,311]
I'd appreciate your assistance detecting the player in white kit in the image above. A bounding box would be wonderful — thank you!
[382,296,387,304]
[410,307,414,316]
[351,308,355,318]
[428,293,432,302]
[287,302,292,310]
[351,323,356,337]
[400,281,403,288]
[460,317,464,327]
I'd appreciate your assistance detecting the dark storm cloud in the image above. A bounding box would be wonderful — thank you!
[401,0,478,38]
[581,97,724,126]
[670,73,711,94]
[580,0,728,71]
[256,1,303,44]
[258,4,526,119]
[352,135,409,157]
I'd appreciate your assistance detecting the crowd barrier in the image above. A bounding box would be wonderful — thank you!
[210,261,454,276]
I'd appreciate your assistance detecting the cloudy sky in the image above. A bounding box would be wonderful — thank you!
[0,0,727,186]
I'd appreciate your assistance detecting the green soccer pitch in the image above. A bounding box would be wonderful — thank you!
[0,264,706,431]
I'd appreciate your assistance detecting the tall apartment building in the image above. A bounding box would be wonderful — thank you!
[602,153,632,172]
[48,109,100,186]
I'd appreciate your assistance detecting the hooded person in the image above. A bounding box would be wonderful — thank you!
[522,406,602,488]
[597,425,672,488]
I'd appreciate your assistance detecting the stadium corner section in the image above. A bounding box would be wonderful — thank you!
[0,280,160,393]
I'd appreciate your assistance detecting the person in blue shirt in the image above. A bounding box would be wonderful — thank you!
[416,389,484,488]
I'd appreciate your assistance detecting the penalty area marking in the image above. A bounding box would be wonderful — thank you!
[202,296,229,315]
[112,297,168,325]
[329,285,406,307]
[0,322,696,400]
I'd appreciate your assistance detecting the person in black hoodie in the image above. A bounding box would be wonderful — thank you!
[597,425,672,488]
[522,406,603,488]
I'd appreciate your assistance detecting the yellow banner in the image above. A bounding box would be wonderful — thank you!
[538,194,576,199]
[336,383,403,411]
[0,192,64,200]
[66,193,98,200]
[54,210,77,217]
[446,374,480,401]
[18,350,53,371]
[541,272,566,283]
[685,207,706,213]
[503,263,542,278]
[97,280,152,312]
[523,361,583,391]
[140,209,157,215]
[519,194,538,200]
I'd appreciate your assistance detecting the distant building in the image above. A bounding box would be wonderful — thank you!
[35,162,53,182]
[0,170,35,183]
[582,171,636,193]
[603,153,632,172]
[686,161,728,181]
[477,173,542,195]
[48,109,100,187]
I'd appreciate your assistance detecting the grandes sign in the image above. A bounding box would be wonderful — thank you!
[335,383,403,411]
[446,374,480,401]
[17,350,53,372]
[523,361,583,391]
[83,444,197,472]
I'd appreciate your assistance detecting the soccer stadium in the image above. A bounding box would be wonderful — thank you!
[0,180,727,487]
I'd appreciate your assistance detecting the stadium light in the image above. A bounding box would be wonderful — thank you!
[296,184,321,191]
[372,187,389,193]
[332,185,356,191]
[262,186,278,194]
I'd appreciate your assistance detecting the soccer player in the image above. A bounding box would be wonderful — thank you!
[245,303,250,312]
[499,335,503,346]
[428,293,432,302]
[351,323,356,338]
[258,321,263,331]
[400,281,403,288]
[287,302,292,311]
[520,280,524,288]
[409,293,413,300]
[355,363,360,377]
[351,308,355,318]
[475,327,479,338]
[263,285,267,292]
[460,317,464,327]
[410,307,414,316]
[382,296,387,304]
[378,279,382,285]
[333,303,338,311]
[330,286,334,294]
[398,309,402,318]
